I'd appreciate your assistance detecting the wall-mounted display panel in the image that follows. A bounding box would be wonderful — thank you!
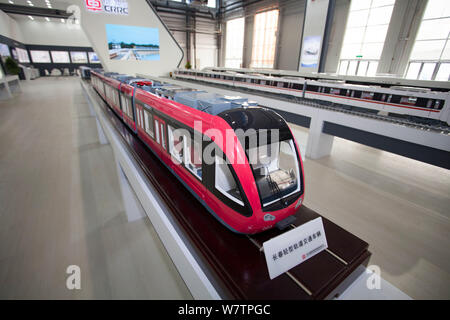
[30,50,51,63]
[88,52,100,63]
[105,24,160,61]
[51,51,70,63]
[70,51,88,63]
[0,43,10,57]
[16,48,30,63]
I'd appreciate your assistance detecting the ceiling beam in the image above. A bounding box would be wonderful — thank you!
[0,3,71,19]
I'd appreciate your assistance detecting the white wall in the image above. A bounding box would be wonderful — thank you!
[0,10,24,42]
[73,0,183,77]
[17,19,91,47]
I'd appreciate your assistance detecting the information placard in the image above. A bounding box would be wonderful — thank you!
[263,217,328,280]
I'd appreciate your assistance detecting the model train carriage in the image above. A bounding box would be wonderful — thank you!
[131,87,305,233]
[174,69,450,125]
[92,71,306,234]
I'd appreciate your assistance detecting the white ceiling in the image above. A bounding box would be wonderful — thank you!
[8,12,69,23]
[0,0,75,23]
[0,0,72,11]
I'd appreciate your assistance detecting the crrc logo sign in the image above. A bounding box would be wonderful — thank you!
[85,0,129,15]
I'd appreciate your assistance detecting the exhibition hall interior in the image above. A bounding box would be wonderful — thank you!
[0,0,449,301]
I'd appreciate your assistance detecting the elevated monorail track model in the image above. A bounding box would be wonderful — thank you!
[204,66,450,91]
[173,68,450,133]
[85,70,372,299]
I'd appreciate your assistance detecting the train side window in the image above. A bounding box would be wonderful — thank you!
[168,125,184,163]
[160,123,166,150]
[293,83,302,90]
[185,136,202,180]
[215,156,243,206]
[154,120,160,144]
[143,110,154,137]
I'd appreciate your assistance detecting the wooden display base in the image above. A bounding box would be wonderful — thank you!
[88,81,371,299]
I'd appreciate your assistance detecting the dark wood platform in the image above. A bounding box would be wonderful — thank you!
[85,81,371,300]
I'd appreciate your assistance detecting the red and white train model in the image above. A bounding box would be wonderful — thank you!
[90,69,305,234]
[174,68,450,126]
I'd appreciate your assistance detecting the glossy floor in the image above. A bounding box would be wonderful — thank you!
[0,77,191,299]
[0,77,448,299]
[290,123,450,300]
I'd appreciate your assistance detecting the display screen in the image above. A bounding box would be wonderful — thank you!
[30,50,51,63]
[0,43,10,57]
[88,52,100,63]
[105,24,160,61]
[70,51,88,63]
[16,48,30,63]
[51,51,70,63]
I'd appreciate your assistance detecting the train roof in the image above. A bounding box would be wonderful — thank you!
[218,107,293,143]
[173,91,257,116]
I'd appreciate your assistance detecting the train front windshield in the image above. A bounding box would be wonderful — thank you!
[247,139,301,207]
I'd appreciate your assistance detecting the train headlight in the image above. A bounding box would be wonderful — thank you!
[264,214,276,222]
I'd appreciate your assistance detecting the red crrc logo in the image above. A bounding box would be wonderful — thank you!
[85,0,102,11]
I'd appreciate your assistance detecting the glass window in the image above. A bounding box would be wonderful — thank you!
[185,136,202,180]
[168,125,184,163]
[339,0,396,75]
[143,109,154,137]
[338,60,349,75]
[367,61,378,76]
[418,62,436,80]
[160,123,166,150]
[225,17,245,68]
[435,63,450,81]
[407,0,450,80]
[155,120,160,144]
[405,62,421,79]
[247,140,301,207]
[348,60,358,75]
[250,9,279,68]
[215,156,243,205]
[357,60,369,76]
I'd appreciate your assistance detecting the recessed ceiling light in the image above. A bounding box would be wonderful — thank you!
[61,18,65,23]
[45,17,50,22]
[28,15,34,20]
[8,1,14,4]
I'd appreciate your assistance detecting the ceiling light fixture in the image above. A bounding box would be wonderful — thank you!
[28,15,34,20]
[45,17,50,22]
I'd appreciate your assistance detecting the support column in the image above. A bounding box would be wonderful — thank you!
[306,113,334,159]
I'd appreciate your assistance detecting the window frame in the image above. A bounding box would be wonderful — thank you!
[250,9,280,69]
[405,0,450,80]
[338,0,396,76]
[405,60,450,81]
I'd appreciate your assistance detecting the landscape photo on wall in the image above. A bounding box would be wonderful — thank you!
[105,24,160,61]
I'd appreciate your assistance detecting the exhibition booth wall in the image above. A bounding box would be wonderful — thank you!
[72,0,184,76]
[0,9,101,77]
